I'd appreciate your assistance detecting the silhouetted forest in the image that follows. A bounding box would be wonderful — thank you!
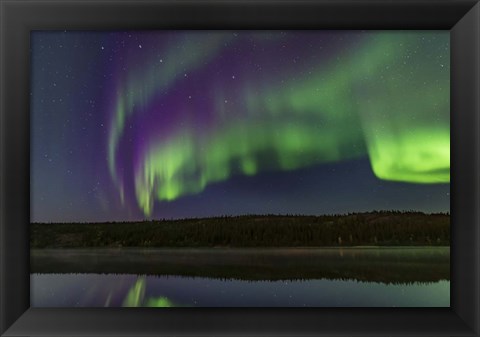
[30,211,450,248]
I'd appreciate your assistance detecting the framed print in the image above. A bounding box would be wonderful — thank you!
[1,0,479,336]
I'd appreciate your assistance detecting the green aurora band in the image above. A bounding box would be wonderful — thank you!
[108,34,232,203]
[108,32,449,216]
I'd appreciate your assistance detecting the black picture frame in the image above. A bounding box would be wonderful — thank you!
[1,0,479,336]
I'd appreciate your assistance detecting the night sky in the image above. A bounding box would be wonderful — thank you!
[30,31,450,223]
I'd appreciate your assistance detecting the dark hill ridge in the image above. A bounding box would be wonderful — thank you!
[31,211,450,248]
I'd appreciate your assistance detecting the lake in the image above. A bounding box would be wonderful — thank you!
[30,247,450,307]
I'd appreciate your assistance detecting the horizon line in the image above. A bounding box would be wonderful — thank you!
[30,209,451,225]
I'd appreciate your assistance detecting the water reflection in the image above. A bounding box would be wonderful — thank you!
[31,247,450,284]
[30,247,450,307]
[30,273,450,307]
[122,276,174,307]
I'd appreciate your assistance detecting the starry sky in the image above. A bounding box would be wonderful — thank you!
[30,30,450,223]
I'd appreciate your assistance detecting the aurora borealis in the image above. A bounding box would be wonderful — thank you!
[31,30,450,222]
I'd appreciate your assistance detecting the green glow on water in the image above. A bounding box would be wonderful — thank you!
[122,277,174,307]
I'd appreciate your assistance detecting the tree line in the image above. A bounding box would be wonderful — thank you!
[30,210,450,248]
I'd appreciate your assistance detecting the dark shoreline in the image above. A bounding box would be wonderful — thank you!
[30,246,450,284]
[31,245,450,250]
